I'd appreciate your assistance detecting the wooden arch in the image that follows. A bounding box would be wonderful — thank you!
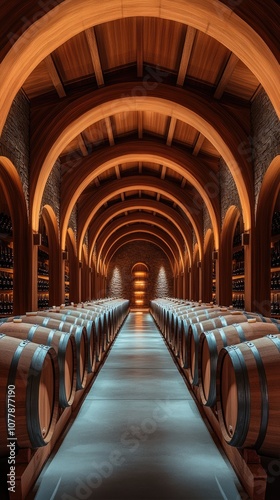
[0,0,279,137]
[104,233,176,277]
[88,198,193,265]
[102,225,179,271]
[255,155,280,315]
[40,205,60,306]
[31,89,248,240]
[220,205,242,306]
[0,156,29,313]
[75,176,203,260]
[95,214,185,274]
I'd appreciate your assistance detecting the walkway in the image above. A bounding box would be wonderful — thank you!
[31,312,246,500]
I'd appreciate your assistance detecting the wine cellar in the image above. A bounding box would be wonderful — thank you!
[0,1,279,499]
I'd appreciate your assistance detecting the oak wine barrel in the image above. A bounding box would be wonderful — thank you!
[199,320,280,407]
[6,314,88,390]
[0,321,76,407]
[0,334,59,457]
[187,312,266,385]
[216,334,280,457]
[36,310,96,374]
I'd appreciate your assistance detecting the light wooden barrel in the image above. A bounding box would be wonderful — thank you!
[36,310,96,374]
[199,320,280,407]
[216,334,280,457]
[0,321,76,407]
[0,334,59,457]
[6,315,88,390]
[187,312,266,385]
[65,306,105,361]
[177,307,231,369]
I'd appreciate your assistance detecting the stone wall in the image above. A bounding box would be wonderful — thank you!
[0,90,30,211]
[251,89,280,209]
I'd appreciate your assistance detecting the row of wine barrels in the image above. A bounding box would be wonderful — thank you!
[0,298,130,458]
[0,321,77,408]
[216,333,280,457]
[150,298,280,458]
[0,334,59,457]
[186,311,270,386]
[199,320,280,407]
[6,314,88,391]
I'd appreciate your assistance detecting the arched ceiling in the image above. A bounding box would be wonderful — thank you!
[1,0,279,273]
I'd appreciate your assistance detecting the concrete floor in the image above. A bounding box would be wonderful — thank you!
[30,312,247,500]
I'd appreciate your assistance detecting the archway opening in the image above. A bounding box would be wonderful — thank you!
[131,262,149,309]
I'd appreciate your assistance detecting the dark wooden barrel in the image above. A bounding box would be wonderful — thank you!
[0,321,76,407]
[187,312,267,386]
[216,334,280,457]
[36,310,96,374]
[6,314,88,390]
[199,320,280,407]
[0,334,59,457]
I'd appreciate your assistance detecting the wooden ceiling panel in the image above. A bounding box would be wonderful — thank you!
[111,111,138,137]
[200,138,220,158]
[165,167,182,184]
[173,120,198,148]
[225,60,260,100]
[187,31,230,85]
[59,137,81,157]
[143,17,186,72]
[52,32,94,83]
[95,18,137,72]
[83,121,109,148]
[22,61,55,98]
[142,111,169,137]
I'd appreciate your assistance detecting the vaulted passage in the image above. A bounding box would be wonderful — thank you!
[30,312,245,500]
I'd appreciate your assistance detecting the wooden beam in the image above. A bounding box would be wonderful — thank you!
[121,193,125,201]
[94,177,100,187]
[105,116,115,146]
[181,178,187,188]
[44,55,66,98]
[193,133,205,156]
[85,28,104,87]
[177,26,196,87]
[139,162,143,174]
[138,111,143,139]
[166,117,177,146]
[161,165,167,180]
[139,190,142,198]
[156,193,161,202]
[214,53,239,99]
[78,134,88,157]
[136,18,143,78]
[115,165,121,179]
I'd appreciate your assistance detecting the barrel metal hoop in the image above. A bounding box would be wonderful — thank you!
[245,341,269,451]
[6,340,30,444]
[217,328,228,347]
[269,320,280,331]
[42,317,49,327]
[267,334,280,351]
[225,346,251,447]
[0,333,5,339]
[218,315,228,327]
[26,345,52,447]
[233,323,246,342]
[27,324,40,341]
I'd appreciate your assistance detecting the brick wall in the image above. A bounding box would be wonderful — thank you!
[219,157,241,227]
[251,89,280,209]
[0,90,29,210]
[41,159,61,223]
[106,241,173,304]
